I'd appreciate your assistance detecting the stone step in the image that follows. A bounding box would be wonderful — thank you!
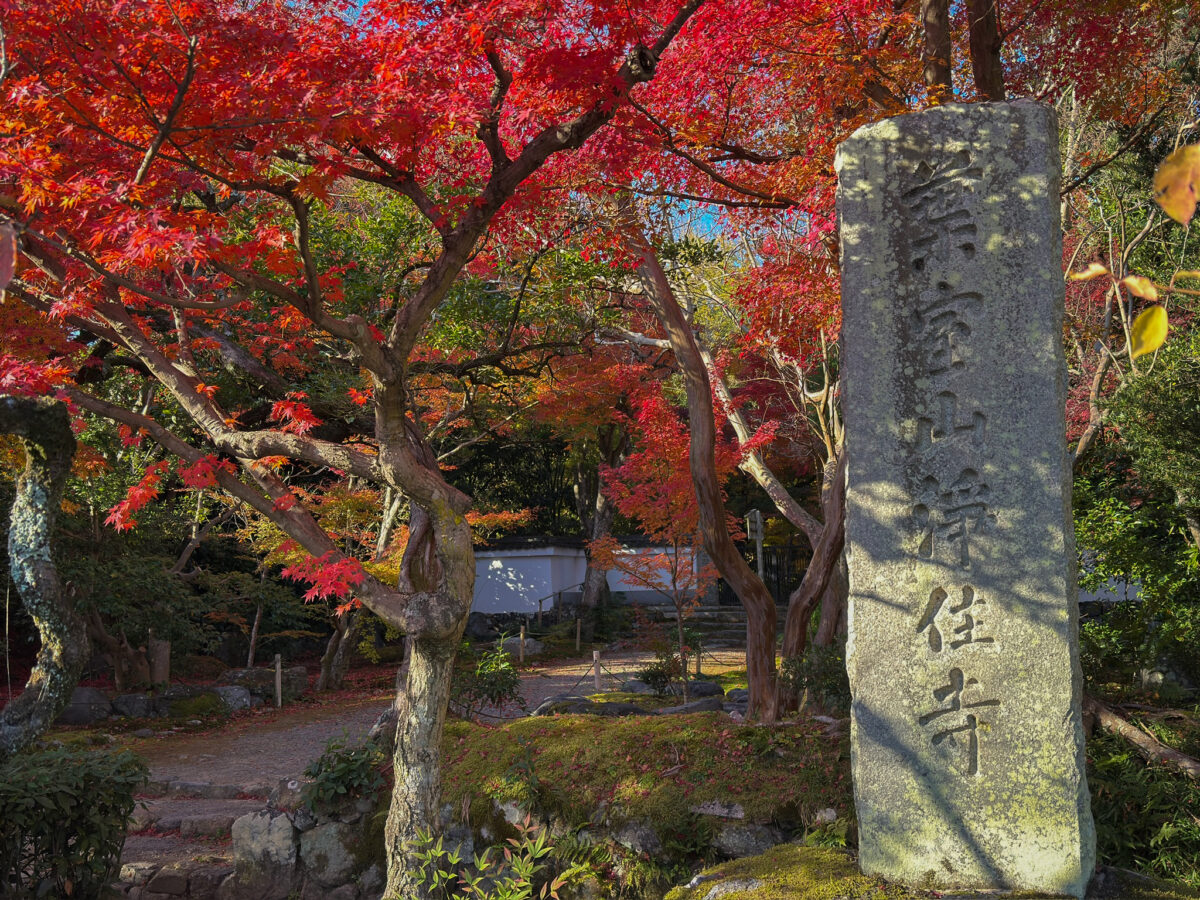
[131,797,266,839]
[141,778,272,800]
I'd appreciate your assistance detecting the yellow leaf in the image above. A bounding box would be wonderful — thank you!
[1174,269,1200,280]
[1130,305,1168,360]
[1153,144,1200,225]
[1068,262,1109,281]
[1121,275,1159,301]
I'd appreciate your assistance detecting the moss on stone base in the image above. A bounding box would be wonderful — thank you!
[662,846,1200,900]
[167,693,225,719]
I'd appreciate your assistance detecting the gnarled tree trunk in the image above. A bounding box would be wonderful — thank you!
[317,606,362,692]
[0,397,87,759]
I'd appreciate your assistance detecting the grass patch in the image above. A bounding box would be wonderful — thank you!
[441,713,851,839]
[711,670,749,692]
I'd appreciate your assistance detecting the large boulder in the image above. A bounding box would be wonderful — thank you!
[220,666,308,703]
[298,821,356,888]
[220,810,299,900]
[112,692,154,719]
[711,823,783,859]
[214,685,253,712]
[54,686,112,725]
[464,612,498,642]
[500,635,544,657]
[657,696,725,715]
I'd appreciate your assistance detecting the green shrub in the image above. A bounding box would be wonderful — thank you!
[302,731,387,814]
[409,816,592,900]
[637,648,685,697]
[0,746,147,899]
[780,643,851,713]
[450,639,524,721]
[1089,725,1200,888]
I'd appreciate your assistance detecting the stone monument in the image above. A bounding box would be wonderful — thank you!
[835,102,1095,898]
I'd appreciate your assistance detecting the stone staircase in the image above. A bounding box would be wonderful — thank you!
[638,604,790,650]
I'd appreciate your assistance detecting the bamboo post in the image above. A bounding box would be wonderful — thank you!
[519,626,525,664]
[575,617,581,653]
[593,649,601,692]
[695,640,702,677]
[274,653,282,708]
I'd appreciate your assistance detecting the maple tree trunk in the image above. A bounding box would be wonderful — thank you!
[85,610,151,692]
[813,553,848,647]
[246,601,263,669]
[966,0,1006,101]
[383,633,458,899]
[778,455,846,711]
[626,214,779,722]
[921,0,953,104]
[0,398,88,759]
[317,607,361,692]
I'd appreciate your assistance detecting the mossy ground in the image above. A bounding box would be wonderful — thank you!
[662,846,1200,900]
[440,712,852,838]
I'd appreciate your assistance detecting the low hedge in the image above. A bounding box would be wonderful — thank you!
[0,745,147,898]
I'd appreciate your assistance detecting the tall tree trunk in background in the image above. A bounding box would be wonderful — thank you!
[317,607,361,692]
[921,0,952,104]
[625,213,779,722]
[85,610,150,692]
[576,427,628,640]
[813,552,848,646]
[966,0,1006,101]
[0,398,87,759]
[778,453,847,709]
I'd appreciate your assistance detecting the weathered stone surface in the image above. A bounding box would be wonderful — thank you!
[113,692,154,718]
[214,685,252,712]
[54,686,112,725]
[690,799,745,820]
[500,635,544,656]
[299,821,356,887]
[219,666,307,702]
[180,813,238,837]
[704,879,764,900]
[723,688,749,704]
[189,865,234,900]
[144,866,189,894]
[836,101,1094,897]
[657,696,724,715]
[675,680,724,698]
[614,820,661,855]
[711,823,781,859]
[224,809,299,900]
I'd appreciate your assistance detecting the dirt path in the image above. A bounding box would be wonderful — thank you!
[115,648,747,882]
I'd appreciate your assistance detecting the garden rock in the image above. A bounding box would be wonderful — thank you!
[299,821,356,887]
[691,800,745,820]
[614,821,662,855]
[215,685,252,712]
[465,612,498,641]
[712,823,783,859]
[657,696,724,715]
[677,680,723,698]
[219,666,308,702]
[500,635,544,656]
[621,679,656,694]
[222,809,299,900]
[145,866,190,894]
[704,879,764,900]
[113,692,155,718]
[54,686,112,725]
[530,694,594,716]
[724,688,749,703]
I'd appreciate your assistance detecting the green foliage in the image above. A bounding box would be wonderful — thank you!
[408,817,591,900]
[302,731,387,815]
[451,640,525,721]
[0,746,146,899]
[780,644,851,714]
[1089,722,1200,888]
[637,647,686,697]
[168,692,226,720]
[1074,468,1200,691]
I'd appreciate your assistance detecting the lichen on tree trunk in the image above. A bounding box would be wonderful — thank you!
[383,633,459,899]
[0,397,87,759]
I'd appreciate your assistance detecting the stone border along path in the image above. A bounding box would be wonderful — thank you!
[115,649,748,888]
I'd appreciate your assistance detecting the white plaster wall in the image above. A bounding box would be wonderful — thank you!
[473,547,587,614]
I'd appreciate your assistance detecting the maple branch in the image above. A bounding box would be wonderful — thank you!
[387,0,707,363]
[93,299,383,480]
[1060,107,1168,196]
[351,145,449,236]
[65,388,410,626]
[290,197,325,309]
[614,183,793,209]
[134,34,197,185]
[21,225,242,311]
[208,259,394,379]
[169,504,237,576]
[478,49,513,172]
